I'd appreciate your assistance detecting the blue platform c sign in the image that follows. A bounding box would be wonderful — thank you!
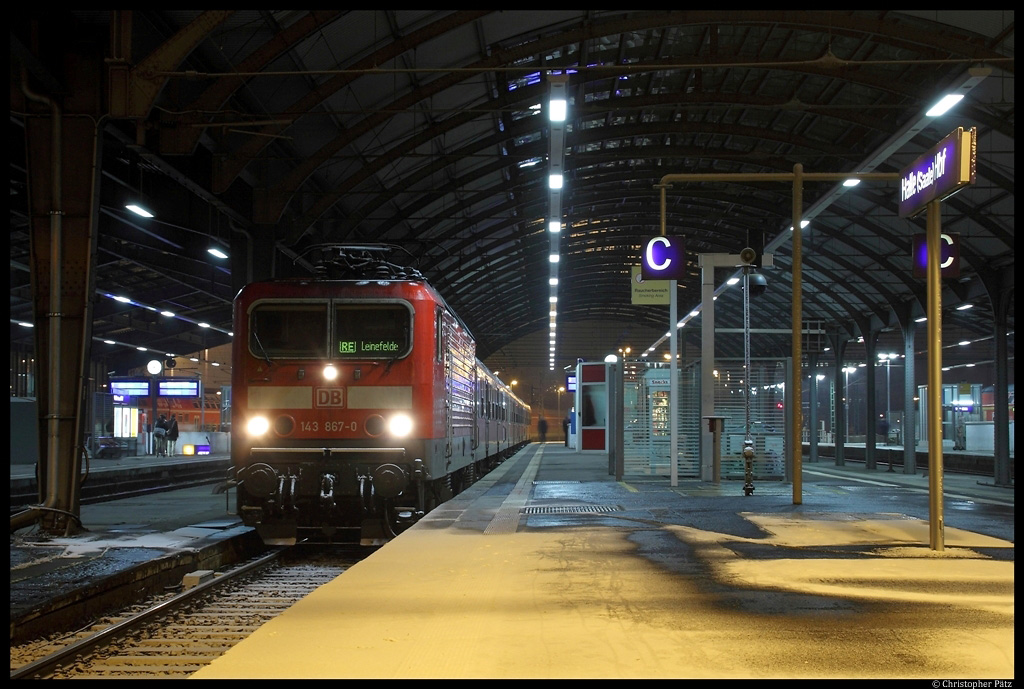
[641,236,686,281]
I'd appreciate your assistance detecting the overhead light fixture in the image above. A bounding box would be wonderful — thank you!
[208,246,229,259]
[549,98,567,122]
[548,220,561,233]
[925,94,964,117]
[842,178,861,187]
[125,203,154,218]
[956,303,974,311]
[549,173,563,190]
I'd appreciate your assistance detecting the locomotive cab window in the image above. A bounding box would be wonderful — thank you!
[334,302,412,360]
[249,303,329,358]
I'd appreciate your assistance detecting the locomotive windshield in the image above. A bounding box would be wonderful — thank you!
[248,300,411,360]
[334,303,412,359]
[249,303,330,358]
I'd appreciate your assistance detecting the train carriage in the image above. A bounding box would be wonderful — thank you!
[229,247,530,545]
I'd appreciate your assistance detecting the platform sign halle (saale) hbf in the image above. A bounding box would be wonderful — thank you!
[898,126,976,218]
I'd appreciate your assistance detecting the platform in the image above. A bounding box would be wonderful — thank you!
[187,443,1014,679]
[10,452,253,644]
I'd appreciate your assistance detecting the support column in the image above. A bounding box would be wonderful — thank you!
[16,54,104,535]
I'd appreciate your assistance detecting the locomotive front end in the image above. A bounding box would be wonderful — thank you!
[232,282,437,545]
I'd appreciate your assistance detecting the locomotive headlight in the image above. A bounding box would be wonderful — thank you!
[246,415,270,437]
[388,413,414,438]
[323,364,338,381]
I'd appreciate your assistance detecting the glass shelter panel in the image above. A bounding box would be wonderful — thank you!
[619,358,787,480]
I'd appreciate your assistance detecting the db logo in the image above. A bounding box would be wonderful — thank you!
[315,387,345,407]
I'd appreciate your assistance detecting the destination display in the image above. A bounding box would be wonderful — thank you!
[337,339,402,355]
[157,379,200,397]
[109,379,151,397]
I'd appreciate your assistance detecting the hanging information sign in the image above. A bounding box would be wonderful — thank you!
[898,127,976,218]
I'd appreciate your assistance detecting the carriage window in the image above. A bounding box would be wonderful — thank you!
[334,303,412,360]
[250,303,328,358]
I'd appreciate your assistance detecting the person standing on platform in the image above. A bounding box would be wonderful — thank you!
[154,414,169,456]
[563,414,570,446]
[167,414,179,456]
[537,415,548,443]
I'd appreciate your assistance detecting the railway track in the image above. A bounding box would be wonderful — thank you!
[10,545,370,679]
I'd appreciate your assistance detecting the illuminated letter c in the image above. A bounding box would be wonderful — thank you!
[646,237,672,271]
[940,233,954,269]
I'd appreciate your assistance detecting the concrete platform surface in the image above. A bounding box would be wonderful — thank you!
[191,444,1014,679]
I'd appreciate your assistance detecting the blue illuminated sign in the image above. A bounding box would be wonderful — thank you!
[898,127,976,218]
[110,379,151,396]
[158,379,200,397]
[566,374,577,392]
[641,236,686,281]
[912,233,960,279]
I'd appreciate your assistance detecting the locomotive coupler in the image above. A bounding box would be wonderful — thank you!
[319,473,336,508]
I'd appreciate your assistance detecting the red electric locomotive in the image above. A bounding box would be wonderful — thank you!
[229,246,530,545]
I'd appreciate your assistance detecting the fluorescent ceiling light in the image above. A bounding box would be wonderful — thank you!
[956,303,974,310]
[926,94,964,117]
[125,203,154,218]
[549,174,563,189]
[198,322,210,328]
[727,277,739,285]
[549,278,559,285]
[160,310,175,317]
[549,254,559,263]
[548,220,561,233]
[549,98,567,122]
[842,178,861,187]
[208,247,229,259]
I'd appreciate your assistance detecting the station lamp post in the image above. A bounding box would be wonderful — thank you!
[878,353,897,445]
[146,359,162,455]
[841,366,856,442]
